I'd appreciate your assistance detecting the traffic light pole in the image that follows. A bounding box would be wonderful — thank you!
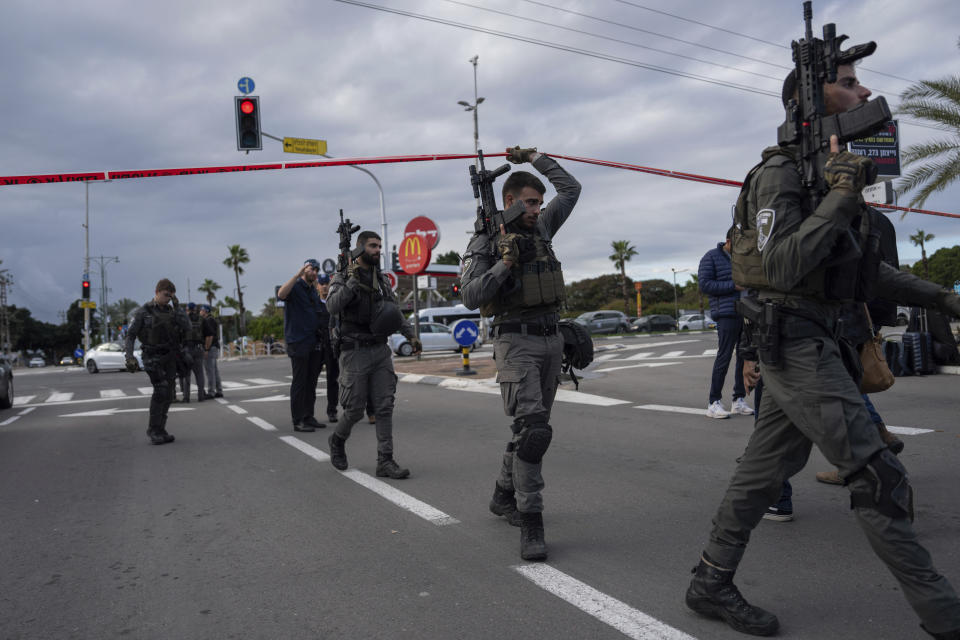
[83,182,90,355]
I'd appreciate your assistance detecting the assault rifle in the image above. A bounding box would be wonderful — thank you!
[776,1,891,203]
[336,208,361,275]
[469,150,525,252]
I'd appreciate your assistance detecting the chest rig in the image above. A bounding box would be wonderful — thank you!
[480,231,565,317]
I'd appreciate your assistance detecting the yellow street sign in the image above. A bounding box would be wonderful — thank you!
[79,300,97,309]
[282,137,327,156]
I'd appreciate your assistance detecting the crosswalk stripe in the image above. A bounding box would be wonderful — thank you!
[661,351,685,358]
[635,404,705,415]
[702,348,718,356]
[12,395,35,406]
[100,389,127,398]
[245,378,280,385]
[138,387,153,395]
[46,392,74,403]
[624,352,653,361]
[221,381,246,388]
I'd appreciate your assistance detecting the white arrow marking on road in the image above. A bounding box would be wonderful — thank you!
[435,377,630,406]
[59,407,195,417]
[514,564,697,640]
[634,404,705,416]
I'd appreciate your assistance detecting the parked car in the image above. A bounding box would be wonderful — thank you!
[58,355,77,366]
[677,313,716,331]
[85,342,143,373]
[573,310,632,334]
[28,356,46,368]
[0,354,13,409]
[631,314,677,332]
[389,322,481,357]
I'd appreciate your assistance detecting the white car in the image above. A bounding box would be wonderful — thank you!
[28,357,47,368]
[85,342,144,373]
[389,322,481,357]
[677,313,717,331]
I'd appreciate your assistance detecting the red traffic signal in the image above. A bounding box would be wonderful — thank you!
[82,280,91,300]
[234,95,262,151]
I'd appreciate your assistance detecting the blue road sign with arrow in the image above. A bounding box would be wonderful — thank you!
[237,77,255,95]
[452,319,479,347]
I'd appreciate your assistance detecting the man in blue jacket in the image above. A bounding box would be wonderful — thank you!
[698,227,752,419]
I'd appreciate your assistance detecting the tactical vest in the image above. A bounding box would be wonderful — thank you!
[339,267,385,335]
[141,304,179,348]
[731,145,879,302]
[480,232,565,317]
[186,312,203,343]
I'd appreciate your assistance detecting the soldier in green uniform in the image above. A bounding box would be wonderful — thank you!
[460,146,581,561]
[684,47,960,638]
[125,279,192,445]
[325,231,422,478]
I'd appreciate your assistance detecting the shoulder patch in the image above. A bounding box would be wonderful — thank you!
[756,208,776,252]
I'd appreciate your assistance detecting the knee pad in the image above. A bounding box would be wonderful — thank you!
[849,448,914,521]
[515,420,553,464]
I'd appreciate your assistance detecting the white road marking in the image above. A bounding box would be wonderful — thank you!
[624,352,654,360]
[702,348,718,356]
[1,415,20,426]
[661,351,685,358]
[221,381,246,388]
[242,395,289,403]
[138,387,153,395]
[635,404,706,416]
[248,416,278,432]
[435,377,629,406]
[13,395,34,406]
[100,389,127,398]
[279,435,328,460]
[341,469,460,526]
[46,392,74,402]
[887,426,935,435]
[597,362,679,373]
[513,564,697,640]
[594,353,622,362]
[59,407,193,417]
[245,378,280,385]
[226,404,248,415]
[215,398,228,405]
[19,407,35,415]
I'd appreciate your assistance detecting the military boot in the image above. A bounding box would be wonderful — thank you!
[328,433,348,470]
[158,429,175,444]
[376,454,410,479]
[922,624,960,639]
[685,553,779,636]
[489,484,522,526]
[876,422,904,454]
[147,429,166,445]
[519,511,548,561]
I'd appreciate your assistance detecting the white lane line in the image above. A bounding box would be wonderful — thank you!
[661,351,685,358]
[242,395,289,403]
[341,469,460,526]
[215,398,228,405]
[616,339,700,351]
[887,426,935,435]
[702,348,718,356]
[138,387,153,395]
[226,404,248,415]
[1,415,20,426]
[635,404,706,416]
[513,564,697,640]
[279,435,329,461]
[18,407,35,416]
[594,353,622,362]
[248,416,278,432]
[245,378,280,385]
[100,389,127,398]
[597,362,679,373]
[46,392,74,402]
[624,352,654,360]
[435,377,629,406]
[13,395,35,406]
[221,381,246,389]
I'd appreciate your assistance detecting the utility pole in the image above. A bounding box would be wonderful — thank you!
[458,54,485,207]
[91,255,119,343]
[0,269,12,356]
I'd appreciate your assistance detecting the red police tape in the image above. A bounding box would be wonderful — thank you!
[1,152,957,219]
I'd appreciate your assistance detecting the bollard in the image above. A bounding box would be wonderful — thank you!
[456,345,477,376]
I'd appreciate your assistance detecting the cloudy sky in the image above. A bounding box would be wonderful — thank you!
[2,0,959,324]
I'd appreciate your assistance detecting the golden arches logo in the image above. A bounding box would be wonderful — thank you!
[402,235,423,257]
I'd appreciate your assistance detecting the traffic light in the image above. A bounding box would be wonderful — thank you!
[450,283,461,298]
[82,279,90,300]
[234,96,262,151]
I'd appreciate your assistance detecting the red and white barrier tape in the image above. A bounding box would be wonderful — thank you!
[1,151,956,219]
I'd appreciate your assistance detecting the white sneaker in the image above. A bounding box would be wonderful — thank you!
[706,400,730,419]
[732,398,754,416]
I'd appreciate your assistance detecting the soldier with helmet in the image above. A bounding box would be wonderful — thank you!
[175,301,206,403]
[460,146,581,562]
[124,278,191,445]
[325,231,422,479]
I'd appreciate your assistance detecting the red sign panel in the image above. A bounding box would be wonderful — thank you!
[404,215,440,249]
[398,235,431,275]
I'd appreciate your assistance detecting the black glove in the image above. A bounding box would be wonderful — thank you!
[824,151,877,193]
[506,146,537,164]
[125,357,139,373]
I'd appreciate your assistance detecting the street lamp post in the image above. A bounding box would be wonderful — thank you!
[458,54,485,206]
[83,180,111,353]
[672,267,690,327]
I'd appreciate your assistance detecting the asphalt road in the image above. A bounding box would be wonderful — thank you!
[2,335,958,640]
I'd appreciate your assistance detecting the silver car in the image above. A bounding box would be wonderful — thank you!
[677,313,717,331]
[574,310,632,334]
[85,342,144,373]
[389,322,481,357]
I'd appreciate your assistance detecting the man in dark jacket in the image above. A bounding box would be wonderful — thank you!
[277,259,326,432]
[698,227,752,418]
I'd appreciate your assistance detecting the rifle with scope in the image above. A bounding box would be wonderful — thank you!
[336,209,362,276]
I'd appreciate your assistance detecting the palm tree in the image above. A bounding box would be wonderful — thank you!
[198,279,221,306]
[909,229,935,279]
[223,246,250,335]
[609,240,638,314]
[895,43,960,210]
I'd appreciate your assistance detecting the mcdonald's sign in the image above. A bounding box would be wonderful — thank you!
[398,234,431,274]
